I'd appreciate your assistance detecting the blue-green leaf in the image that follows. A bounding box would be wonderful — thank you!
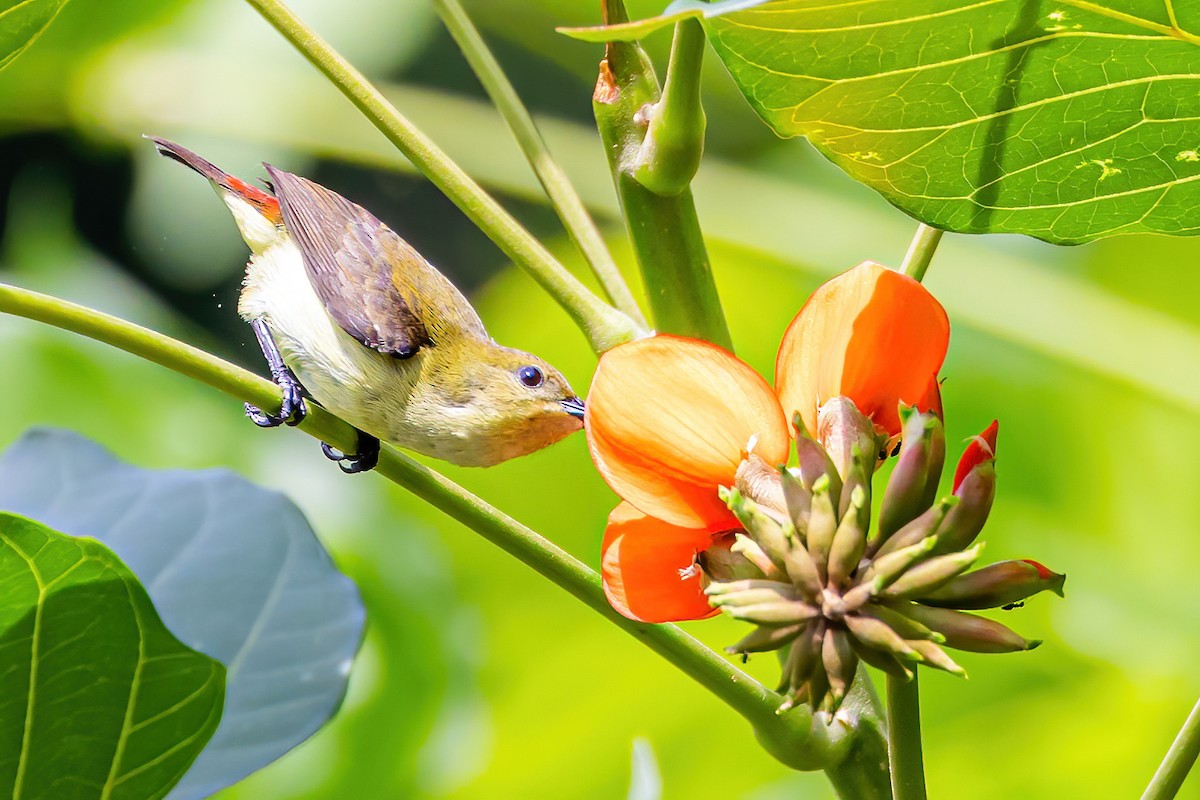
[0,511,225,799]
[0,429,365,799]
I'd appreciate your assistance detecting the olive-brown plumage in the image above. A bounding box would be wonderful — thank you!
[150,137,584,467]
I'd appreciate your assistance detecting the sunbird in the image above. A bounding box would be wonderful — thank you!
[149,137,585,472]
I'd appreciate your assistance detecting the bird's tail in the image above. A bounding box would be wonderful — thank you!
[146,135,282,225]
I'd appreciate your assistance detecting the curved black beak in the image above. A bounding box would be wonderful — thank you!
[561,396,586,419]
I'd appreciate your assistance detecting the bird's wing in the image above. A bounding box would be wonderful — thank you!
[265,165,485,357]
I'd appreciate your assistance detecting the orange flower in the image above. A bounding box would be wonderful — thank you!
[776,261,949,438]
[586,262,950,623]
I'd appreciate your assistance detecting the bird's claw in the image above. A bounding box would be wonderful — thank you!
[321,432,380,474]
[245,370,308,428]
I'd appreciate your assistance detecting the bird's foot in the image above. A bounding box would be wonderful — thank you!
[246,369,308,428]
[321,432,380,474]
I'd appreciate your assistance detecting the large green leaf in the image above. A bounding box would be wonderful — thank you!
[0,511,224,799]
[565,0,1200,244]
[0,0,68,71]
[0,429,365,799]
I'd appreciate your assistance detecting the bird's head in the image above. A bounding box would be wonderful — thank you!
[421,341,585,466]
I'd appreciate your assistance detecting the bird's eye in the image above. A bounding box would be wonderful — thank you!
[517,365,545,388]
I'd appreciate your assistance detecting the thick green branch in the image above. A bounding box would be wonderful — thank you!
[592,4,731,349]
[240,0,642,353]
[432,0,647,330]
[0,281,849,765]
[632,19,706,195]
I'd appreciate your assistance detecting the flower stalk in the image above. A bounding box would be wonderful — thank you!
[888,672,927,800]
[899,224,944,283]
[241,0,643,353]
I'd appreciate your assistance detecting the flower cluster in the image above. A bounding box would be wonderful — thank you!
[584,262,1064,712]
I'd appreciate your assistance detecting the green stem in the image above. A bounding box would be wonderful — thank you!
[632,19,706,195]
[431,0,647,330]
[0,281,847,766]
[887,673,927,800]
[240,0,643,353]
[593,12,731,349]
[823,667,894,799]
[899,224,944,283]
[1142,697,1200,800]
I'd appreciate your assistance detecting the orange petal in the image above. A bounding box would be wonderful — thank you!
[776,261,950,438]
[586,335,789,529]
[601,503,723,623]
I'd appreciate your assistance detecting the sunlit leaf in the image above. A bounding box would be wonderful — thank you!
[573,0,1200,243]
[0,429,365,800]
[714,0,1200,242]
[557,0,767,41]
[0,511,224,799]
[0,0,68,71]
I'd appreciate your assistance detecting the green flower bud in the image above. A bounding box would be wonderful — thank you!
[858,603,945,643]
[873,497,956,558]
[877,409,944,541]
[861,535,940,589]
[934,422,1000,554]
[817,397,878,502]
[934,460,996,554]
[917,559,1066,610]
[723,487,789,571]
[827,486,869,589]
[780,466,813,540]
[882,544,983,599]
[805,476,838,579]
[898,602,1041,653]
[781,534,825,601]
[705,579,799,606]
[728,622,807,654]
[844,614,921,662]
[731,533,782,579]
[850,634,913,680]
[822,626,859,708]
[725,601,823,626]
[792,411,843,492]
[907,640,966,677]
[698,542,764,582]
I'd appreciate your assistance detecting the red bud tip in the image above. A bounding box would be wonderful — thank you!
[1021,559,1055,580]
[953,420,999,493]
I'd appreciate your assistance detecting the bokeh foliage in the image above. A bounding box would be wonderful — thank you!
[1,0,1200,797]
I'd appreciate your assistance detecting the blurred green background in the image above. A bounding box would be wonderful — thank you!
[3,0,1200,797]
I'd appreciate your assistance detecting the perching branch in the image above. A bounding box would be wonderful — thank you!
[0,281,852,770]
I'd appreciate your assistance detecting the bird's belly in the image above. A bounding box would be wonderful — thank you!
[238,240,417,440]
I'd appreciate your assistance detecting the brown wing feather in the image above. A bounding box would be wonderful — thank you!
[265,165,478,358]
